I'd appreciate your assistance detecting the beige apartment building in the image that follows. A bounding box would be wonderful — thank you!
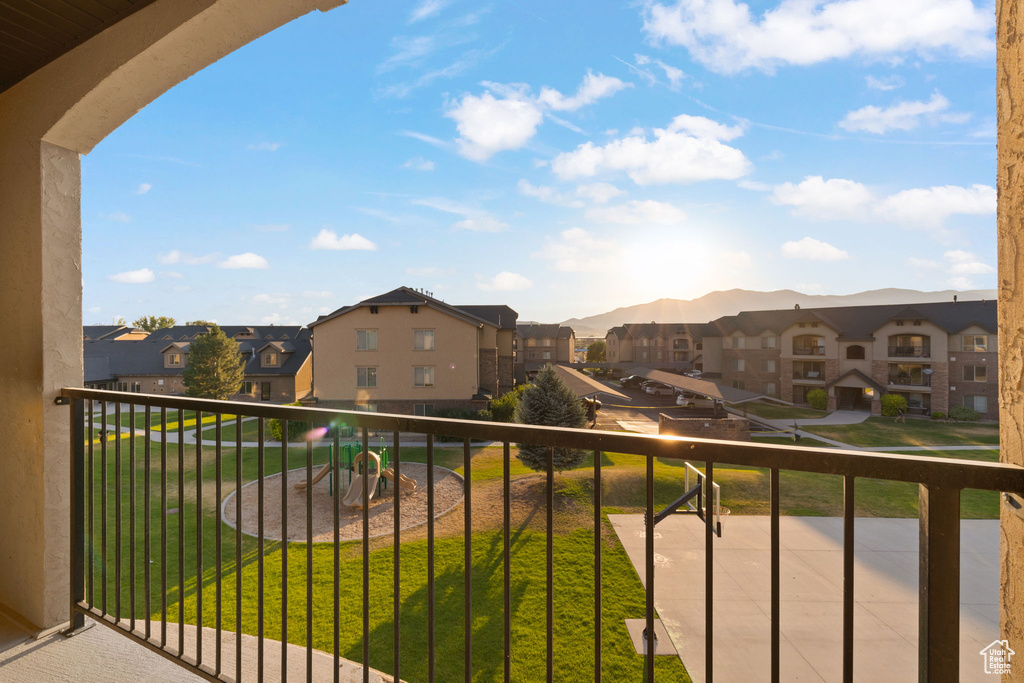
[696,300,998,418]
[605,323,705,367]
[309,287,518,414]
[514,323,575,367]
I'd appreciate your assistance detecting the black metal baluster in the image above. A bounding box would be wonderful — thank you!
[393,430,401,683]
[547,446,554,683]
[258,418,265,681]
[235,419,243,682]
[362,426,371,683]
[306,425,314,683]
[115,402,121,623]
[594,449,602,683]
[843,475,855,683]
[282,419,289,682]
[129,403,136,632]
[427,433,435,683]
[333,427,341,683]
[644,449,654,683]
[503,440,510,683]
[88,400,94,608]
[161,407,167,648]
[195,410,203,666]
[177,408,185,656]
[215,413,223,677]
[145,405,152,641]
[101,400,108,616]
[770,468,780,683]
[463,437,473,681]
[705,462,714,683]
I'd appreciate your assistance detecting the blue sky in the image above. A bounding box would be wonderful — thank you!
[82,0,997,326]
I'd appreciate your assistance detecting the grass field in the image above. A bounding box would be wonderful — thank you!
[740,402,829,421]
[803,416,1000,447]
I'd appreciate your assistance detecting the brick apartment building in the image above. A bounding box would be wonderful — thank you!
[605,323,706,367]
[514,323,575,366]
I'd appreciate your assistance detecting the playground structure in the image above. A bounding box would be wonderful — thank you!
[295,437,418,508]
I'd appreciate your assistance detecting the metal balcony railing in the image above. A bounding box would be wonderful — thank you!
[888,345,931,358]
[888,374,932,387]
[792,370,824,380]
[60,388,1024,683]
[792,347,825,356]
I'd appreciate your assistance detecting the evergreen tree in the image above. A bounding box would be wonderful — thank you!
[133,315,177,332]
[182,324,246,400]
[514,364,587,471]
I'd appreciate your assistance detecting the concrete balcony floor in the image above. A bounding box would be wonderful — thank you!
[0,611,395,682]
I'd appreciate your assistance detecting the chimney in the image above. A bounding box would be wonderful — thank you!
[953,295,958,303]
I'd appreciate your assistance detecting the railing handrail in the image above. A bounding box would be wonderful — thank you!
[63,387,1024,493]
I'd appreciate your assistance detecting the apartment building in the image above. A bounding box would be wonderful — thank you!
[696,300,998,418]
[605,323,706,367]
[514,323,575,366]
[308,287,518,414]
[83,324,313,403]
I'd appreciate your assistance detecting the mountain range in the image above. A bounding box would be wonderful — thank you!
[560,288,999,337]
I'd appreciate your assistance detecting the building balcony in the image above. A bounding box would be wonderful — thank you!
[888,346,931,359]
[888,374,932,388]
[792,347,826,356]
[26,389,1024,682]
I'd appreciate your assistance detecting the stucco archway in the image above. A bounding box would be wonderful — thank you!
[0,0,346,630]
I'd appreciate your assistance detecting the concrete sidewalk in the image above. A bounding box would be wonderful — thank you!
[610,514,998,682]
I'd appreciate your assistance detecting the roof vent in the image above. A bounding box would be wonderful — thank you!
[794,304,800,310]
[370,306,379,314]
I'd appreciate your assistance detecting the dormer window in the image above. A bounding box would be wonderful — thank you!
[263,352,278,366]
[167,353,181,366]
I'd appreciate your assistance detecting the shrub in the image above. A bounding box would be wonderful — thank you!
[806,388,828,410]
[930,412,946,420]
[490,384,528,423]
[948,405,980,421]
[427,406,492,442]
[268,402,309,442]
[880,393,907,417]
[515,364,587,472]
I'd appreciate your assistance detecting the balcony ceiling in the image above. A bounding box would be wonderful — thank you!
[0,0,157,93]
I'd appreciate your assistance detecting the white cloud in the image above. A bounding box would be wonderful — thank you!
[260,313,300,326]
[246,142,281,151]
[403,157,436,171]
[636,54,688,89]
[409,0,450,22]
[944,250,994,275]
[780,237,849,261]
[446,88,544,161]
[157,250,218,265]
[948,276,974,289]
[551,114,751,185]
[104,211,131,223]
[865,75,905,91]
[135,183,152,195]
[839,92,964,134]
[309,230,379,251]
[586,199,687,225]
[251,293,289,306]
[575,182,626,203]
[218,253,270,269]
[641,0,994,74]
[532,227,618,272]
[517,179,585,208]
[161,271,184,279]
[413,197,509,232]
[770,176,873,220]
[536,70,632,111]
[478,271,533,291]
[875,184,995,228]
[109,268,155,283]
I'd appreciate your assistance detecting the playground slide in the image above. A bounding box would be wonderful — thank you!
[295,464,330,490]
[342,451,381,508]
[380,467,417,493]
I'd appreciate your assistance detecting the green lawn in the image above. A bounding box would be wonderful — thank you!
[803,417,1000,447]
[739,402,829,421]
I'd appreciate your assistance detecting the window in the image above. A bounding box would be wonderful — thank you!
[541,339,553,347]
[355,403,377,412]
[964,335,988,352]
[263,352,277,366]
[763,382,777,396]
[527,338,536,347]
[963,365,988,382]
[964,395,988,413]
[357,367,377,387]
[528,351,536,359]
[167,353,181,366]
[846,345,865,360]
[356,329,377,351]
[732,380,745,390]
[241,381,253,394]
[761,336,776,349]
[763,359,776,372]
[542,351,551,360]
[734,336,745,349]
[414,366,435,387]
[733,358,745,371]
[414,404,434,416]
[414,329,435,350]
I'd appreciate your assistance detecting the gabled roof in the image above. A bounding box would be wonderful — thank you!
[619,322,708,341]
[517,323,573,339]
[258,341,296,354]
[550,365,628,399]
[83,325,129,340]
[159,342,190,353]
[827,369,885,395]
[309,286,517,330]
[630,367,765,404]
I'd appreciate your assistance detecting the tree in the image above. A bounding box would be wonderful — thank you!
[185,320,215,326]
[514,364,587,471]
[806,388,828,410]
[133,315,176,332]
[586,340,606,363]
[182,325,246,400]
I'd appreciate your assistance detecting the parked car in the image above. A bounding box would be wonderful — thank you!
[645,382,674,396]
[677,393,713,408]
[620,375,647,389]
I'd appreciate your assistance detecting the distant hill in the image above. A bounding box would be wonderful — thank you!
[561,288,998,336]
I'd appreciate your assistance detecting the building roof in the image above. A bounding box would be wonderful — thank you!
[83,325,145,340]
[550,365,628,399]
[309,286,518,330]
[630,368,766,404]
[517,323,573,339]
[611,322,710,341]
